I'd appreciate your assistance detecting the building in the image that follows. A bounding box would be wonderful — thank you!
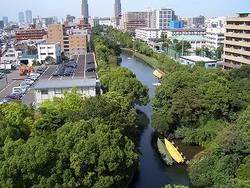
[81,0,89,23]
[172,35,206,50]
[155,8,176,29]
[0,21,4,29]
[180,55,217,68]
[47,24,88,58]
[38,42,61,64]
[16,28,47,42]
[33,17,58,27]
[114,0,122,26]
[2,17,8,26]
[181,17,193,28]
[163,28,206,38]
[34,53,97,106]
[18,12,25,24]
[206,27,225,49]
[169,20,184,29]
[223,12,250,68]
[192,15,205,28]
[66,14,76,23]
[121,11,147,32]
[135,27,162,42]
[25,10,33,24]
[1,48,22,63]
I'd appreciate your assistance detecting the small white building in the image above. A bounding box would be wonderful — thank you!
[135,27,162,42]
[38,42,61,64]
[34,79,97,105]
[180,55,217,68]
[206,27,225,49]
[1,48,22,63]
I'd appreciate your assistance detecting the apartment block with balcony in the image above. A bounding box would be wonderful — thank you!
[223,12,250,69]
[206,27,225,49]
[121,12,147,32]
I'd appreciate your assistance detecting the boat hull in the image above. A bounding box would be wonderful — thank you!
[157,138,173,165]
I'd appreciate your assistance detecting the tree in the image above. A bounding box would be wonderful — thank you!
[45,56,56,64]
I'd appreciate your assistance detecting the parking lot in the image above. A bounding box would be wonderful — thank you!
[0,53,97,106]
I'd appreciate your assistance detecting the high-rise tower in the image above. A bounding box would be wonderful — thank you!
[81,0,89,23]
[114,0,122,26]
[25,10,33,24]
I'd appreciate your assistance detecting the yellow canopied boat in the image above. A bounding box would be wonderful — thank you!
[164,138,185,163]
[153,70,163,79]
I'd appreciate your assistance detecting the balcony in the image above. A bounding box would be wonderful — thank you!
[224,47,250,57]
[226,17,250,22]
[225,32,250,39]
[224,54,250,65]
[224,40,250,48]
[225,24,250,31]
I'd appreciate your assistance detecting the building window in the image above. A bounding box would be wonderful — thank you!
[54,88,63,94]
[40,53,46,55]
[41,90,48,95]
[48,53,54,55]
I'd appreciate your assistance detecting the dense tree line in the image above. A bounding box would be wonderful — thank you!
[152,65,250,187]
[0,27,150,187]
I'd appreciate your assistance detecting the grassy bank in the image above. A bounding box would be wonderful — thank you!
[121,48,175,74]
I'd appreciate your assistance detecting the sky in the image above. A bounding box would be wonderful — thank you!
[1,0,250,22]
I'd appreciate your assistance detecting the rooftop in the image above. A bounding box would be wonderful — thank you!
[34,79,96,90]
[172,35,206,41]
[180,55,217,63]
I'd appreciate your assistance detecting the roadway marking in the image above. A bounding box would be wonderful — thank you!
[0,80,17,95]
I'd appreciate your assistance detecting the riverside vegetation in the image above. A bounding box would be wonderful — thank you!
[0,28,149,187]
[96,26,250,187]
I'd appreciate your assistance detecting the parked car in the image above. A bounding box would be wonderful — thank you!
[23,79,34,86]
[12,86,27,95]
[86,68,95,72]
[5,93,22,100]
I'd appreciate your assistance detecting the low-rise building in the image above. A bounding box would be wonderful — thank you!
[1,48,22,63]
[135,27,162,42]
[172,35,206,50]
[38,42,61,64]
[180,55,217,68]
[34,79,96,105]
[163,28,206,38]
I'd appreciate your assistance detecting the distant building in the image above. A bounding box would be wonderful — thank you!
[192,15,205,28]
[81,0,89,23]
[25,10,33,24]
[2,17,8,26]
[114,0,122,26]
[121,11,147,32]
[38,42,62,64]
[163,28,206,38]
[155,8,176,29]
[180,55,217,68]
[1,48,22,63]
[223,12,250,69]
[135,27,162,42]
[18,12,25,24]
[66,14,76,23]
[47,24,88,58]
[15,28,47,42]
[169,20,184,29]
[0,20,4,29]
[33,17,57,27]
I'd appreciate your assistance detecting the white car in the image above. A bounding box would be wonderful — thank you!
[30,72,41,77]
[23,79,34,85]
[12,86,27,94]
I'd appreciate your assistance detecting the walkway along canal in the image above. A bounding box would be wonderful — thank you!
[120,52,191,188]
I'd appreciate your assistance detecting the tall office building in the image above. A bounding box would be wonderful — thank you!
[114,0,122,26]
[2,17,8,26]
[223,12,250,69]
[121,11,147,32]
[81,0,89,23]
[25,10,33,24]
[18,12,25,24]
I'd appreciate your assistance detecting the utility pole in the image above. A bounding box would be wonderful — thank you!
[181,40,184,56]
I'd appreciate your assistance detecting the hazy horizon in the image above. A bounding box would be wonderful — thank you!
[1,0,250,22]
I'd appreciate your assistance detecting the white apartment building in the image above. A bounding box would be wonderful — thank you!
[34,79,96,106]
[135,28,162,42]
[38,42,61,64]
[206,27,225,49]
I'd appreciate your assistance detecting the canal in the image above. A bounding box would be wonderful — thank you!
[120,53,190,188]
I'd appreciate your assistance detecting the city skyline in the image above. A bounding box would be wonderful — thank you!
[1,0,250,22]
